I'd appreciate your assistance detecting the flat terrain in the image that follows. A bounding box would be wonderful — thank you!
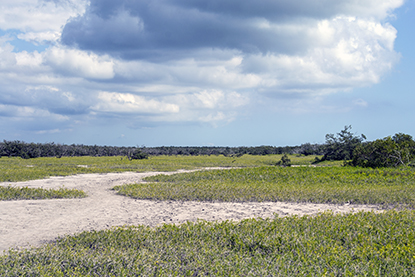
[0,170,382,253]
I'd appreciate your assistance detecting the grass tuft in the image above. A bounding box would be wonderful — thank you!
[0,186,87,200]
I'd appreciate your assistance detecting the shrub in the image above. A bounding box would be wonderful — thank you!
[127,149,149,160]
[276,154,291,167]
[350,133,415,168]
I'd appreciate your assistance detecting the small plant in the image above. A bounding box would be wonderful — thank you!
[276,154,291,167]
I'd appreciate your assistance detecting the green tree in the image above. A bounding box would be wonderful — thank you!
[276,154,291,167]
[322,125,366,161]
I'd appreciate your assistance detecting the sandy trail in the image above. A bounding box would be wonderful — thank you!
[0,170,382,253]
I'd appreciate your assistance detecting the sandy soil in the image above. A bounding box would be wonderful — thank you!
[0,169,383,253]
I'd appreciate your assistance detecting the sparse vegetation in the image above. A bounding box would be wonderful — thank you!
[1,211,415,276]
[0,154,319,182]
[114,166,415,208]
[0,186,86,200]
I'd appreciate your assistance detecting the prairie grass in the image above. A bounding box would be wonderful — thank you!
[0,186,87,200]
[1,211,415,276]
[114,166,415,208]
[0,154,319,182]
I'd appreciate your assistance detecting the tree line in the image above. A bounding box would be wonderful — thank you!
[0,141,320,160]
[1,126,414,168]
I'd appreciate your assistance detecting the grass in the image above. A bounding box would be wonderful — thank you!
[114,166,415,208]
[0,186,87,200]
[1,210,415,276]
[0,154,319,182]
[2,155,415,274]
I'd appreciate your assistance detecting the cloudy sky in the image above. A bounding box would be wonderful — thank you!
[0,0,414,147]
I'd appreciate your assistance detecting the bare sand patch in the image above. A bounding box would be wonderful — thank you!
[0,170,383,253]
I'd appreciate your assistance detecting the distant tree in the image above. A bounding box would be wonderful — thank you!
[298,143,324,156]
[276,154,291,167]
[322,125,366,161]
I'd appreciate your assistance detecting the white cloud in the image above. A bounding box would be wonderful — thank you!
[0,0,87,32]
[92,91,180,114]
[15,51,43,67]
[191,90,250,109]
[353,98,369,107]
[243,16,399,94]
[0,103,69,121]
[17,31,60,45]
[45,47,115,79]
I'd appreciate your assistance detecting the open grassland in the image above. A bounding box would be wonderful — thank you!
[0,186,86,201]
[114,166,415,209]
[1,211,415,276]
[2,155,415,275]
[0,154,319,182]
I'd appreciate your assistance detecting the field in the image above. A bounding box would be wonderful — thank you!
[1,155,415,275]
[0,154,320,182]
[1,211,415,275]
[114,166,415,208]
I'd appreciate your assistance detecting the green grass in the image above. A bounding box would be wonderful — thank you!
[114,166,415,208]
[1,211,415,276]
[0,154,319,182]
[0,186,87,200]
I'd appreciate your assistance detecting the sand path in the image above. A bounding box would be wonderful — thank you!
[0,169,382,253]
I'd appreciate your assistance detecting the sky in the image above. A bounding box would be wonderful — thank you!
[0,0,414,147]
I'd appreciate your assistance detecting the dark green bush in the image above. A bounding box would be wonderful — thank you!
[350,133,415,168]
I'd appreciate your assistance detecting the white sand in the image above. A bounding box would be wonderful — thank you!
[0,170,383,253]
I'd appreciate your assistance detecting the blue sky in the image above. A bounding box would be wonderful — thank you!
[0,0,413,147]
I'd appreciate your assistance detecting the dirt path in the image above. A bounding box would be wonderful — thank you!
[0,170,382,253]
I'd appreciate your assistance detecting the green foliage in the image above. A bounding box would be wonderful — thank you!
[114,166,415,208]
[127,149,149,160]
[0,186,87,200]
[351,133,415,168]
[322,125,366,161]
[276,154,291,167]
[1,211,415,275]
[0,140,310,159]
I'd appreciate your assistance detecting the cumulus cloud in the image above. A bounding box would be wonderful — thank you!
[0,0,87,31]
[92,91,180,114]
[59,0,401,96]
[45,47,115,79]
[61,0,403,56]
[0,0,406,137]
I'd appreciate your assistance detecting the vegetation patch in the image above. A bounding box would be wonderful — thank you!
[0,186,87,201]
[114,166,415,208]
[1,211,415,275]
[0,154,319,182]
